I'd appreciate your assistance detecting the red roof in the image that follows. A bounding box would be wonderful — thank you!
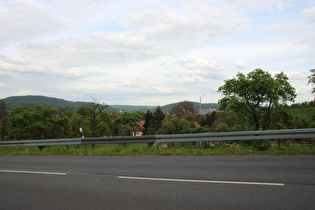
[137,120,145,131]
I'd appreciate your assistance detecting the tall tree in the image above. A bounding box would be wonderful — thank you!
[77,101,109,137]
[218,68,296,130]
[143,110,154,135]
[0,99,9,141]
[169,101,197,121]
[152,106,165,134]
[308,69,315,95]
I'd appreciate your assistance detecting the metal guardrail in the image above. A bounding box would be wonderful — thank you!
[0,128,314,153]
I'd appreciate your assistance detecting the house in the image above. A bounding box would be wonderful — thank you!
[133,120,145,136]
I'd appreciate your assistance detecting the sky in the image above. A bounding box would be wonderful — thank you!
[0,0,314,106]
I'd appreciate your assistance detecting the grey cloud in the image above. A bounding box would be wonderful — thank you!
[179,58,226,80]
[1,1,250,77]
[0,2,67,47]
[121,3,250,44]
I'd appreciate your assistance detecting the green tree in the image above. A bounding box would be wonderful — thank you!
[0,99,9,141]
[263,105,298,130]
[112,118,133,136]
[143,110,154,135]
[162,116,195,134]
[169,101,197,121]
[213,111,240,131]
[200,111,217,128]
[218,68,296,130]
[77,102,109,137]
[143,106,166,136]
[69,113,86,137]
[262,105,302,148]
[99,112,113,137]
[152,106,165,134]
[114,111,145,136]
[308,69,315,95]
[117,111,145,125]
[9,105,71,151]
[9,106,33,140]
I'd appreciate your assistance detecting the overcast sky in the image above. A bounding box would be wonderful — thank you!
[0,0,314,106]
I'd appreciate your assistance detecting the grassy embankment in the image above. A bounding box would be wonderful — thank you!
[0,142,314,156]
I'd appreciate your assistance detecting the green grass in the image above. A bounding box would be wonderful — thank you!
[0,142,314,156]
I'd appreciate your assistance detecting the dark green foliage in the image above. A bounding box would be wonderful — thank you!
[77,102,109,137]
[116,111,145,125]
[113,111,145,136]
[152,106,165,133]
[0,100,9,141]
[3,95,90,111]
[262,105,299,130]
[112,122,133,136]
[9,105,71,140]
[308,69,315,94]
[143,106,166,135]
[290,101,315,128]
[162,116,198,134]
[143,110,154,135]
[200,111,217,127]
[218,69,296,130]
[214,123,230,132]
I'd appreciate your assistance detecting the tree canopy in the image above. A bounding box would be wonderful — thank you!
[308,69,315,95]
[0,100,9,141]
[77,101,109,137]
[169,101,197,121]
[143,106,166,135]
[9,105,71,140]
[218,68,296,130]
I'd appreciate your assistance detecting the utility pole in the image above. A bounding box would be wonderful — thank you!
[200,94,206,114]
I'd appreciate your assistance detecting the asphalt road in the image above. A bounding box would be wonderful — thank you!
[0,155,314,210]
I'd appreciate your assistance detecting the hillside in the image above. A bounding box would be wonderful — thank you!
[2,95,220,113]
[3,95,90,111]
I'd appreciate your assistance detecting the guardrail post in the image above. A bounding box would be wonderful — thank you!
[26,146,29,153]
[79,127,84,138]
[159,142,163,153]
[80,128,86,153]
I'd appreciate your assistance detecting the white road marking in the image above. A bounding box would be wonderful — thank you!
[117,176,284,186]
[0,170,67,176]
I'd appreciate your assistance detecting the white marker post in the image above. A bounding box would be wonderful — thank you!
[79,127,87,153]
[79,127,84,138]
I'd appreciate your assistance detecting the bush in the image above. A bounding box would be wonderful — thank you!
[240,140,271,151]
[214,123,230,132]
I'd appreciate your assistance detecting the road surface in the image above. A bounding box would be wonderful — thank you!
[1,155,314,209]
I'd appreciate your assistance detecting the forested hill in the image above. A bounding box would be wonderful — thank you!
[2,95,220,113]
[3,96,90,111]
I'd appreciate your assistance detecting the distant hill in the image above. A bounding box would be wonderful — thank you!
[2,95,219,113]
[159,102,219,113]
[3,95,90,111]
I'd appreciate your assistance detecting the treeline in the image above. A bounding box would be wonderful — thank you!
[0,100,203,141]
[0,99,314,142]
[0,101,145,141]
